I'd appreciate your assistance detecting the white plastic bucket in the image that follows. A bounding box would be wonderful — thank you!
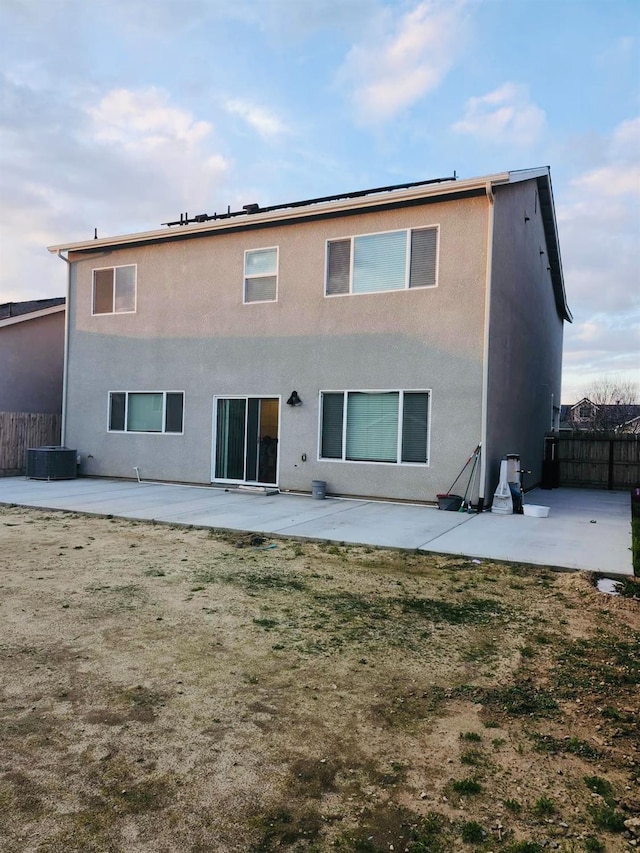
[523,504,550,517]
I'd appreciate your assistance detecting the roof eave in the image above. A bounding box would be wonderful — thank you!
[47,171,512,255]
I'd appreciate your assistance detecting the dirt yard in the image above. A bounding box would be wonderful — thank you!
[0,505,638,853]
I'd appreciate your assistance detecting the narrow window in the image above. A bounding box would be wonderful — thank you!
[409,229,437,289]
[109,392,126,431]
[401,392,429,462]
[321,392,345,458]
[326,239,351,295]
[244,248,278,302]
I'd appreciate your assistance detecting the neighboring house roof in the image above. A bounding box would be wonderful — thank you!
[560,399,640,430]
[0,297,65,327]
[47,167,572,323]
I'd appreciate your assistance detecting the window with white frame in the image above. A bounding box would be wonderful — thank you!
[244,247,278,303]
[320,390,430,464]
[108,392,184,433]
[326,227,437,296]
[93,265,136,314]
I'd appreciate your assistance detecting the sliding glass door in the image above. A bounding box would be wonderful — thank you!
[214,397,279,485]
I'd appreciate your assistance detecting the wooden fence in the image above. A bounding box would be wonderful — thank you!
[0,412,62,476]
[554,433,640,490]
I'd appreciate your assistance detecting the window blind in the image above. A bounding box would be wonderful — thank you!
[245,276,277,302]
[401,392,429,462]
[321,393,344,458]
[346,392,399,462]
[353,232,406,294]
[409,228,437,289]
[326,239,351,295]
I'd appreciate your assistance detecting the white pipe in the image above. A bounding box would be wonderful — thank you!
[478,182,495,509]
[56,250,71,446]
[133,466,142,483]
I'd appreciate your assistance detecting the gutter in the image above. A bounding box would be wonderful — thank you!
[478,181,495,511]
[55,251,71,446]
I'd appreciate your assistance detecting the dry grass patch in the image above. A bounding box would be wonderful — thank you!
[0,505,639,852]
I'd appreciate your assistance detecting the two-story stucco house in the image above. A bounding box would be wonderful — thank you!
[48,168,571,507]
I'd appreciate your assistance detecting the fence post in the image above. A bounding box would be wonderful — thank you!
[608,439,614,491]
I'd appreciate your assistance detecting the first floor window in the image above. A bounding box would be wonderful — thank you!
[244,247,278,302]
[93,265,136,314]
[320,390,429,464]
[109,391,184,433]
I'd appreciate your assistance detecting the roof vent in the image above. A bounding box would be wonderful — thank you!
[242,203,260,214]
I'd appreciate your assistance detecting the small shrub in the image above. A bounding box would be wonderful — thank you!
[533,795,555,817]
[584,838,605,853]
[460,749,483,766]
[503,798,522,813]
[589,803,626,832]
[451,778,482,795]
[460,731,482,742]
[461,821,484,843]
[584,775,614,804]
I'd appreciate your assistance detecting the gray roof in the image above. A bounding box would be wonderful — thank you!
[0,297,65,320]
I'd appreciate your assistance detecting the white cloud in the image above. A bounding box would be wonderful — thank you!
[452,83,546,146]
[558,115,640,317]
[338,0,468,125]
[558,116,640,399]
[0,79,232,300]
[223,99,289,139]
[89,88,212,151]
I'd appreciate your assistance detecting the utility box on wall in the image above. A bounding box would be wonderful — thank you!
[26,446,77,480]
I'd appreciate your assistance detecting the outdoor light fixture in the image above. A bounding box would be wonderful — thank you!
[287,391,302,406]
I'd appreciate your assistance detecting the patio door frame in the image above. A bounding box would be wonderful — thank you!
[211,395,281,486]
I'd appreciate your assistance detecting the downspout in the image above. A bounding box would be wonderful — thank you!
[55,250,71,446]
[478,182,495,511]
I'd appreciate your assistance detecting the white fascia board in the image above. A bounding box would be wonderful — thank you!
[506,166,550,184]
[0,303,65,329]
[47,171,512,254]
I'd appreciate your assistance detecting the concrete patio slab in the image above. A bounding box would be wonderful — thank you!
[273,498,471,548]
[0,477,633,576]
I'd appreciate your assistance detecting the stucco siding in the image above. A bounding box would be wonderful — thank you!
[64,197,489,501]
[486,182,564,497]
[0,312,65,414]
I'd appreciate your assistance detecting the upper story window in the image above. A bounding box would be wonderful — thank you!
[93,265,136,315]
[244,247,278,303]
[109,391,184,434]
[326,227,438,296]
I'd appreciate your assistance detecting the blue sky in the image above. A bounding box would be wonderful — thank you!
[1,0,638,401]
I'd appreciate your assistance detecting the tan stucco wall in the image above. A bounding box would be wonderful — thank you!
[0,312,65,414]
[65,196,490,500]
